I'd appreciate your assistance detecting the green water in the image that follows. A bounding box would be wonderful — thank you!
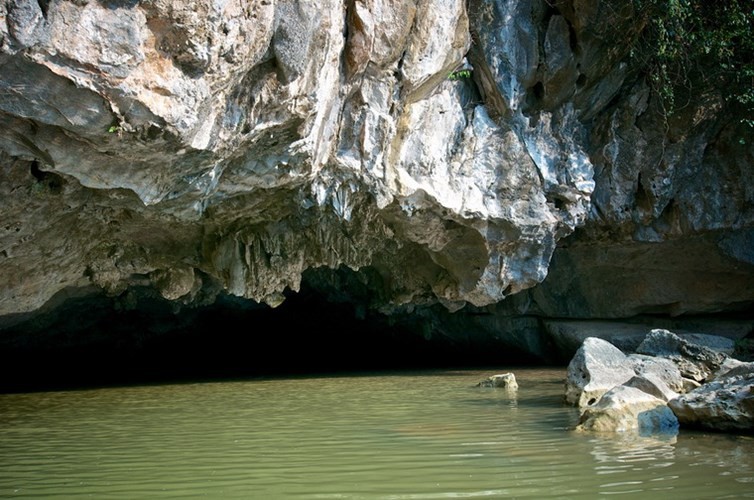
[1,368,753,498]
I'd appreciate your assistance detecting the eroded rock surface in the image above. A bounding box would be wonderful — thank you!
[669,375,754,432]
[711,359,754,382]
[637,329,727,383]
[0,0,596,323]
[567,333,752,434]
[627,354,684,395]
[0,0,752,335]
[565,337,635,408]
[576,385,679,434]
[623,375,678,403]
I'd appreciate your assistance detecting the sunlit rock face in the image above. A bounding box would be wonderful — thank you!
[0,0,751,331]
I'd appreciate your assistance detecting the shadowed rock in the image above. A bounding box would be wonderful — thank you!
[669,375,754,432]
[637,329,727,382]
[681,334,736,356]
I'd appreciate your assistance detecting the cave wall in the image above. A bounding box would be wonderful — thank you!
[1,0,752,346]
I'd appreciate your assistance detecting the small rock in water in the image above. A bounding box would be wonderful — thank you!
[476,373,518,390]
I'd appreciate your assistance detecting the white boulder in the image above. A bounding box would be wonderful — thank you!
[576,385,679,434]
[565,337,635,407]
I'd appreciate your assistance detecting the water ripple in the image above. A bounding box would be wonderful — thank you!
[2,369,754,498]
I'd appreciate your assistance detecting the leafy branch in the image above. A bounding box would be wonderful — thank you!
[631,0,754,126]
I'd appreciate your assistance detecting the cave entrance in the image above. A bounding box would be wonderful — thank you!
[0,268,539,392]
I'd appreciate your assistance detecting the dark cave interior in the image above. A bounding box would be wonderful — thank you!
[0,280,541,392]
[3,262,752,393]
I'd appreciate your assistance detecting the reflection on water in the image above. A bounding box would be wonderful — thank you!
[584,432,754,497]
[1,369,753,498]
[588,434,678,495]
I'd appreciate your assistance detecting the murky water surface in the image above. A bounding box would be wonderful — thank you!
[1,368,753,498]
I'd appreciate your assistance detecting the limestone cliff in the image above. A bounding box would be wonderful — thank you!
[0,0,752,336]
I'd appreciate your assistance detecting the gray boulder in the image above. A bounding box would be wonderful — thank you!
[636,329,727,382]
[680,333,736,355]
[669,375,754,432]
[576,385,679,434]
[565,337,635,407]
[627,354,685,393]
[476,373,518,390]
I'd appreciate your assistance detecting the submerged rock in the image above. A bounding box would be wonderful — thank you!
[565,337,635,408]
[565,331,752,435]
[476,373,518,390]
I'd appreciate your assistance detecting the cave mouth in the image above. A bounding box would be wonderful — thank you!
[0,272,540,392]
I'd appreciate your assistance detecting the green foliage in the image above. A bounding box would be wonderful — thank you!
[632,0,754,123]
[448,69,472,80]
[107,125,120,134]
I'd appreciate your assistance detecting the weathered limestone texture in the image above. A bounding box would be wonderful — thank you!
[566,333,752,434]
[0,0,595,324]
[623,374,678,403]
[637,329,727,383]
[669,375,754,432]
[626,354,684,395]
[576,385,679,434]
[0,0,752,332]
[710,359,754,382]
[565,337,635,408]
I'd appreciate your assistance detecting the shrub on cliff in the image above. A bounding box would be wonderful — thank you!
[632,0,753,127]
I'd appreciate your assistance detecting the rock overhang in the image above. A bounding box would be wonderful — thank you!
[0,0,752,335]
